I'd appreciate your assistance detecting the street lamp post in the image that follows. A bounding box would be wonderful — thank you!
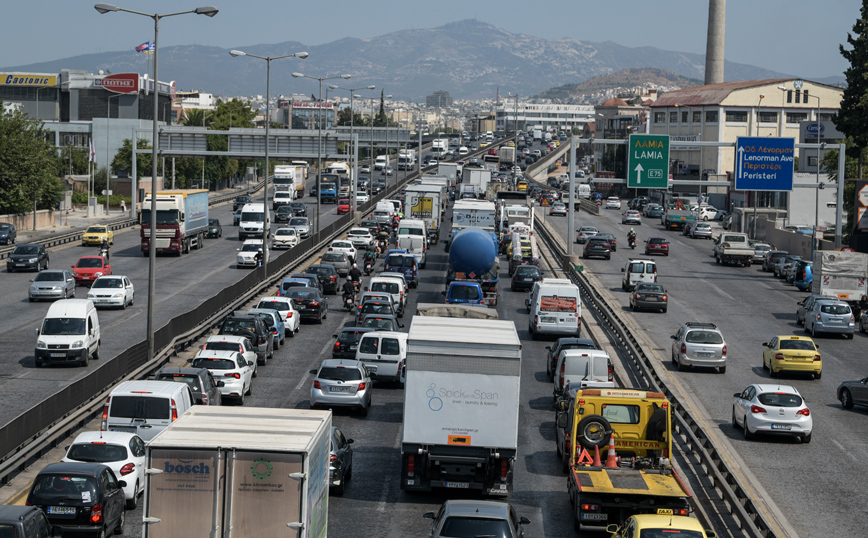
[95,2,218,364]
[230,49,308,275]
[292,72,351,240]
[329,84,375,213]
[105,92,122,216]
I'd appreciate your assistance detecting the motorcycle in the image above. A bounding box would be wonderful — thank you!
[364,258,374,275]
[628,236,637,249]
[343,292,356,312]
[99,246,110,261]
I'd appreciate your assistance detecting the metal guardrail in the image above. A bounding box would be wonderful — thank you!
[534,217,769,538]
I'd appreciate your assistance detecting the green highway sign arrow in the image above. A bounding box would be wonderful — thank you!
[627,134,670,189]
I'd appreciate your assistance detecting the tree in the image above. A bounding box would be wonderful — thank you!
[822,140,866,243]
[834,2,868,179]
[112,138,153,179]
[0,105,64,214]
[182,108,212,128]
[209,99,255,131]
[337,107,370,127]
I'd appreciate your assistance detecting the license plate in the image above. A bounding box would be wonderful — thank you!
[695,352,714,358]
[646,297,658,301]
[349,345,357,351]
[581,513,608,521]
[771,424,792,430]
[48,506,76,515]
[16,263,25,267]
[329,386,349,392]
[50,353,66,358]
[830,317,842,322]
[110,426,137,433]
[541,317,556,323]
[366,365,378,372]
[444,482,470,489]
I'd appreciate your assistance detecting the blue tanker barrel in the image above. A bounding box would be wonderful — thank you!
[449,227,497,275]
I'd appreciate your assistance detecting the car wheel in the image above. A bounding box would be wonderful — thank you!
[841,388,854,409]
[96,527,107,538]
[769,365,777,378]
[125,481,140,510]
[811,324,817,338]
[815,370,822,380]
[676,356,685,371]
[114,508,125,534]
[743,420,755,440]
[238,392,245,406]
[731,409,739,429]
[671,351,678,366]
[359,403,369,417]
[92,345,100,361]
[246,382,252,396]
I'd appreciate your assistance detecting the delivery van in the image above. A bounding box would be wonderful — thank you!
[101,380,194,441]
[527,279,582,338]
[355,331,408,383]
[553,349,614,398]
[34,299,101,368]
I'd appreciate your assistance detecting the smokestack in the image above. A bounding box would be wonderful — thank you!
[704,0,726,85]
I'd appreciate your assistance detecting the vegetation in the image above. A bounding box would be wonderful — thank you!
[834,1,868,180]
[536,68,702,101]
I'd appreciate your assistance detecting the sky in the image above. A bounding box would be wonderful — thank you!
[0,0,861,80]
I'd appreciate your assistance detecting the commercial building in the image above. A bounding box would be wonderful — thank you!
[277,98,336,129]
[494,102,595,134]
[426,90,452,108]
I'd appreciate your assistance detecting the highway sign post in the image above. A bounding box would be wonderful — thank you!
[734,137,795,191]
[627,134,670,189]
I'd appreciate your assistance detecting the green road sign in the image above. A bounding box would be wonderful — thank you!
[627,134,670,188]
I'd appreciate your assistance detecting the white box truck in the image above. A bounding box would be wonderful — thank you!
[374,155,390,171]
[405,184,443,243]
[463,167,491,193]
[437,163,459,186]
[142,407,330,538]
[812,251,868,302]
[400,316,521,496]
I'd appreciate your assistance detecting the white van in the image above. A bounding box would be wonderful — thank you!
[621,259,658,291]
[34,299,101,368]
[396,218,427,239]
[397,235,427,269]
[385,199,403,215]
[239,203,272,241]
[375,201,396,217]
[101,380,194,441]
[526,279,582,339]
[577,184,591,199]
[355,331,408,383]
[553,349,614,398]
[367,276,407,316]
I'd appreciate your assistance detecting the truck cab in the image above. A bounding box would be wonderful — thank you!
[443,281,485,305]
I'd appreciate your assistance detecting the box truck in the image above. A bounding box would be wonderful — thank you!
[141,190,209,255]
[437,163,459,186]
[812,251,868,303]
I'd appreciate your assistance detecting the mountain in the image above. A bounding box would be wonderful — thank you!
[537,68,703,100]
[2,19,793,101]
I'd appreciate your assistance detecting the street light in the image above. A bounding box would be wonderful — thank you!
[95,2,218,365]
[292,72,350,239]
[329,84,375,213]
[230,49,308,275]
[105,92,122,217]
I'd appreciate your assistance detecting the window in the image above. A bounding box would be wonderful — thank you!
[693,111,702,123]
[759,112,778,123]
[654,112,666,123]
[808,156,818,166]
[795,90,801,104]
[786,90,793,103]
[681,111,689,123]
[381,338,401,356]
[601,404,640,424]
[786,112,808,123]
[669,112,677,123]
[705,111,718,123]
[359,337,379,354]
[803,90,809,103]
[726,111,748,123]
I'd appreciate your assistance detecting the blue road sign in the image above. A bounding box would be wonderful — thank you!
[595,193,602,199]
[735,137,795,191]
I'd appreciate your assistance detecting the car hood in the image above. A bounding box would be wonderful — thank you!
[73,267,106,274]
[237,252,257,259]
[9,253,38,261]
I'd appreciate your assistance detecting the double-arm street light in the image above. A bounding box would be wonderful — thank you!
[291,72,350,239]
[95,2,218,364]
[329,84,375,213]
[230,49,308,275]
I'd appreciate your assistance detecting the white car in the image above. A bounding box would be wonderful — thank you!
[256,296,301,336]
[549,203,567,216]
[696,206,720,221]
[346,228,375,249]
[201,335,258,377]
[356,192,370,204]
[732,384,812,443]
[329,240,357,263]
[458,146,469,155]
[575,226,599,244]
[62,431,145,509]
[605,197,622,209]
[622,210,642,225]
[191,349,254,405]
[272,227,299,250]
[87,275,134,309]
[237,239,265,268]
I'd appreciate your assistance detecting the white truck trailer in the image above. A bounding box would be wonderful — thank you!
[812,251,868,303]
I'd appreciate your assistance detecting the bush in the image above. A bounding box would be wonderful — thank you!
[71,191,131,208]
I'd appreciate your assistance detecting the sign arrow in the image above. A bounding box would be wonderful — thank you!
[633,163,644,184]
[737,146,745,181]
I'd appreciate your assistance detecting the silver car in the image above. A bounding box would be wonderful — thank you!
[796,294,837,325]
[424,500,530,538]
[289,217,312,239]
[321,252,351,276]
[751,242,772,263]
[686,221,713,239]
[774,255,801,278]
[309,359,373,416]
[670,322,727,373]
[29,270,76,301]
[575,226,599,244]
[805,300,855,338]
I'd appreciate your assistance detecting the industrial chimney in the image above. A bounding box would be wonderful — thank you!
[704,0,726,85]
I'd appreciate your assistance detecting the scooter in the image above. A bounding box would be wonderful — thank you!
[364,258,374,275]
[343,292,356,312]
[629,237,637,249]
[99,246,110,261]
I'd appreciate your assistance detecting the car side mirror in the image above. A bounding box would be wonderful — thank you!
[706,531,716,538]
[520,517,531,526]
[118,480,127,488]
[733,393,742,398]
[216,380,225,387]
[71,265,75,269]
[761,342,768,347]
[670,335,676,340]
[347,438,355,444]
[309,369,317,375]
[423,512,435,520]
[621,268,625,272]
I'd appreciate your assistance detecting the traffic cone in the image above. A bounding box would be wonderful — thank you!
[605,434,618,468]
[592,445,602,467]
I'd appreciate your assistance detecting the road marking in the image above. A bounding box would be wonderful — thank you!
[704,280,735,302]
[833,439,859,463]
[377,427,402,512]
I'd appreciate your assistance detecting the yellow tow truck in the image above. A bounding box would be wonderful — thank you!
[562,388,692,529]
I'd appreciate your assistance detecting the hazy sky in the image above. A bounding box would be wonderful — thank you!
[0,0,860,79]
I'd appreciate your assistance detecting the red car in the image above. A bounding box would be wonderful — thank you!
[336,198,351,215]
[71,255,112,285]
[644,237,669,256]
[487,148,498,155]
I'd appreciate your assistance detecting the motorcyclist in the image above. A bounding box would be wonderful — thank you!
[254,248,263,267]
[99,238,110,261]
[363,246,377,265]
[348,263,362,286]
[627,227,637,246]
[341,278,357,308]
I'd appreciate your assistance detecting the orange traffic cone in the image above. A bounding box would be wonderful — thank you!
[605,433,618,468]
[592,445,602,467]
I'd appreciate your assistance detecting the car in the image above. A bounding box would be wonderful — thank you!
[607,514,716,538]
[206,218,222,238]
[359,314,403,332]
[321,251,352,277]
[288,272,323,295]
[87,275,134,309]
[356,191,370,204]
[0,505,56,537]
[337,198,351,215]
[233,207,243,226]
[329,240,357,264]
[284,287,328,323]
[686,221,713,239]
[288,217,312,238]
[605,196,621,209]
[332,327,376,360]
[762,335,822,379]
[732,384,812,442]
[751,242,772,263]
[424,500,530,538]
[774,255,801,278]
[347,227,375,249]
[696,206,720,221]
[233,194,251,211]
[384,166,393,176]
[549,202,567,216]
[358,291,394,310]
[630,282,668,313]
[360,164,371,174]
[644,237,669,256]
[0,222,17,244]
[254,296,301,336]
[329,426,355,495]
[191,350,254,405]
[202,334,259,371]
[218,314,273,365]
[275,205,294,223]
[27,462,127,536]
[246,308,287,350]
[590,232,616,252]
[80,225,114,246]
[575,226,599,244]
[309,359,372,416]
[7,243,49,272]
[622,210,642,225]
[356,300,396,326]
[838,376,868,410]
[272,227,299,249]
[359,219,381,236]
[307,264,340,295]
[236,239,265,268]
[61,431,145,510]
[371,180,385,195]
[71,255,111,285]
[762,250,789,272]
[29,269,76,301]
[154,366,224,406]
[367,276,408,315]
[545,337,599,381]
[511,265,542,291]
[670,321,727,373]
[804,299,855,338]
[286,200,306,217]
[796,294,836,325]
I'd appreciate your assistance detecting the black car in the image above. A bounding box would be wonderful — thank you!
[360,220,381,236]
[583,237,612,260]
[307,264,340,295]
[290,272,324,295]
[0,505,55,537]
[27,462,126,537]
[155,366,224,406]
[233,195,252,212]
[7,243,49,273]
[207,218,222,238]
[329,426,354,495]
[332,327,376,359]
[284,287,328,323]
[0,222,16,245]
[219,314,273,365]
[511,265,542,291]
[289,201,307,217]
[545,338,599,381]
[371,180,385,195]
[275,205,294,223]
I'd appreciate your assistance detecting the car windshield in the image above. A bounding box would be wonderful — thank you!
[439,517,512,538]
[241,244,262,252]
[362,318,396,330]
[778,340,816,351]
[371,282,399,294]
[0,223,12,231]
[276,229,296,236]
[109,396,170,419]
[35,272,64,282]
[241,212,264,222]
[820,304,851,315]
[209,219,219,225]
[42,318,86,335]
[222,319,258,334]
[191,358,237,370]
[92,278,123,289]
[289,218,308,226]
[319,366,362,381]
[13,245,39,255]
[757,392,803,408]
[686,330,723,344]
[67,442,128,463]
[30,475,98,503]
[76,258,103,268]
[157,374,202,392]
[86,227,107,233]
[636,284,664,293]
[322,254,344,262]
[258,300,289,312]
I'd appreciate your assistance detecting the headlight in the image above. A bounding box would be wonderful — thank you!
[36,340,47,349]
[70,340,84,349]
[112,293,124,298]
[87,294,95,299]
[95,272,103,277]
[72,272,79,277]
[28,257,37,263]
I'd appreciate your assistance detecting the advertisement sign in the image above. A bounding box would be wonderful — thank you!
[229,451,306,538]
[735,137,795,191]
[1,74,56,86]
[101,73,139,94]
[292,101,334,109]
[856,182,868,231]
[146,449,222,538]
[411,196,433,219]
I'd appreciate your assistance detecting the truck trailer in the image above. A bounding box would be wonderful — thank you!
[141,190,209,256]
[812,251,868,303]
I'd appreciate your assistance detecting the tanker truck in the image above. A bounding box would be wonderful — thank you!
[445,226,499,306]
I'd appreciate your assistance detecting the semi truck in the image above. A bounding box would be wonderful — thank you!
[141,189,209,256]
[142,406,330,538]
[401,315,521,496]
[398,149,417,170]
[446,225,499,306]
[405,184,443,243]
[273,164,305,199]
[812,251,868,303]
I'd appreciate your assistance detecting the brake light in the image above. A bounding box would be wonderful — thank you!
[680,343,686,355]
[225,373,241,379]
[797,408,811,416]
[775,353,785,360]
[608,364,613,383]
[119,463,135,476]
[171,399,178,421]
[750,405,767,414]
[238,345,243,352]
[334,341,341,351]
[202,393,210,405]
[407,455,416,477]
[100,397,110,430]
[91,503,103,524]
[330,455,338,463]
[559,362,565,388]
[328,247,333,251]
[330,275,336,282]
[310,301,319,306]
[500,459,509,481]
[635,293,641,300]
[674,508,689,516]
[287,312,293,318]
[814,355,821,361]
[662,294,667,301]
[581,503,599,511]
[357,382,367,391]
[313,380,321,389]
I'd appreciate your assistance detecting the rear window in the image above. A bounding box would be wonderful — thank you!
[361,303,392,315]
[629,262,645,273]
[685,331,724,344]
[30,475,98,504]
[540,295,577,312]
[362,318,396,331]
[318,367,362,381]
[387,256,405,268]
[820,304,851,315]
[439,517,510,538]
[636,530,703,538]
[156,374,202,393]
[191,358,236,370]
[204,341,244,352]
[757,392,803,407]
[338,331,368,344]
[371,281,399,294]
[322,253,345,262]
[601,404,641,424]
[779,340,816,351]
[109,396,170,420]
[67,442,128,463]
[450,285,480,301]
[258,300,289,312]
[222,319,257,334]
[636,284,664,293]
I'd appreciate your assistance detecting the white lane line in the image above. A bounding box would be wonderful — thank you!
[377,427,402,512]
[704,280,735,302]
[833,439,859,463]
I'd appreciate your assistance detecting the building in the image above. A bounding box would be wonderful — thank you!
[595,97,649,139]
[494,102,595,134]
[426,90,452,108]
[277,98,336,129]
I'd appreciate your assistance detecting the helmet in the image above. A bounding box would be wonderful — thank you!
[630,228,634,231]
[353,263,358,268]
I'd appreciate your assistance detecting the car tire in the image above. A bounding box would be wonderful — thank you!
[743,421,755,440]
[676,356,685,371]
[815,370,822,380]
[238,392,245,406]
[115,509,125,535]
[359,404,369,417]
[28,297,34,302]
[769,365,777,378]
[246,383,252,396]
[332,477,346,496]
[719,365,726,374]
[575,415,611,450]
[126,481,139,510]
[606,254,611,260]
[92,345,100,361]
[841,388,854,409]
[811,324,817,338]
[96,527,107,538]
[731,410,739,429]
[672,352,678,366]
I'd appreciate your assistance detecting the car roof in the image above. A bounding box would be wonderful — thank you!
[156,366,209,377]
[753,384,800,395]
[195,349,240,360]
[555,338,597,348]
[0,504,42,520]
[628,514,706,531]
[71,430,139,444]
[772,335,814,341]
[319,358,366,369]
[206,335,250,343]
[39,461,109,477]
[440,499,512,519]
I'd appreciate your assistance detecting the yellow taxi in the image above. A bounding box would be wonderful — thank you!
[608,513,716,537]
[507,141,515,147]
[762,335,822,379]
[81,225,114,246]
[479,142,490,148]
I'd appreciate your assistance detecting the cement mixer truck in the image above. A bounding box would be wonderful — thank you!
[445,226,499,306]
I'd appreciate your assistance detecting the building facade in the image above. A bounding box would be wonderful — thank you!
[426,90,452,108]
[494,102,595,134]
